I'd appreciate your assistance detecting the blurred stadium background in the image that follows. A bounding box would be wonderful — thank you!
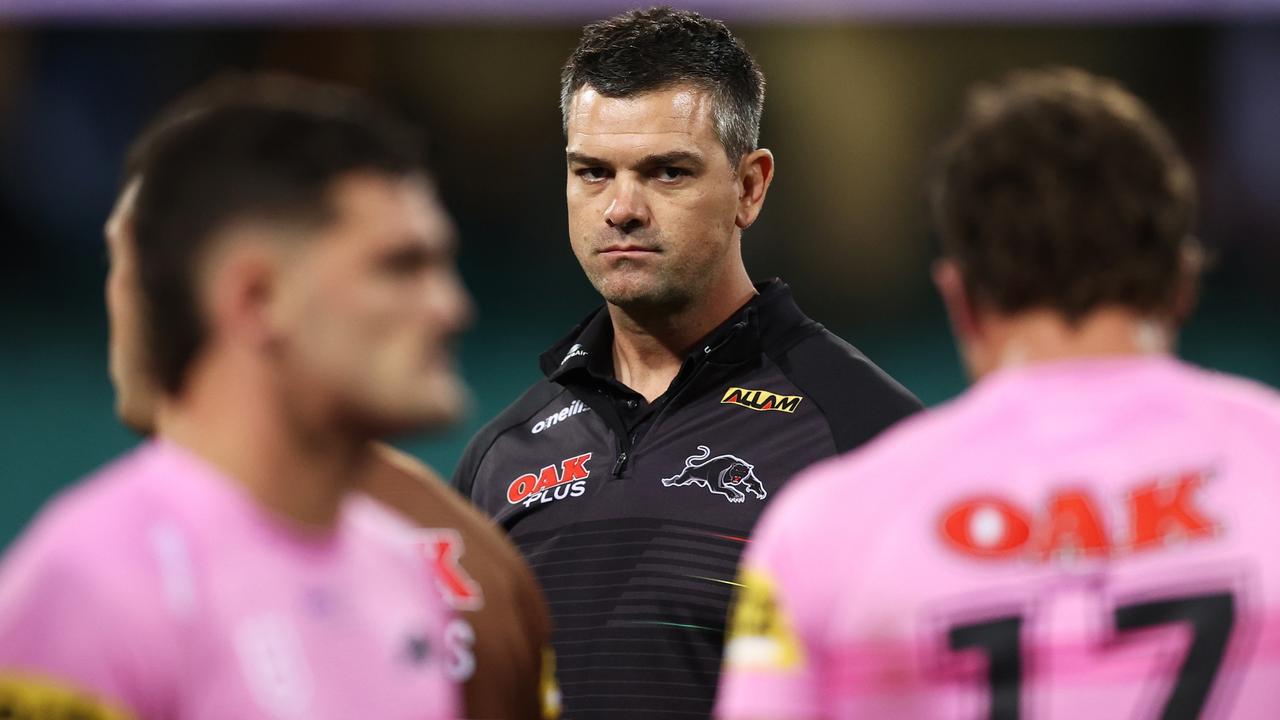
[1,1,1277,547]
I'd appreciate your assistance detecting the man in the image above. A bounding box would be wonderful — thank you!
[452,8,921,718]
[106,151,557,718]
[0,75,467,719]
[717,67,1280,719]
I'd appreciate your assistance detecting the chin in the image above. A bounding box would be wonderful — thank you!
[368,378,470,436]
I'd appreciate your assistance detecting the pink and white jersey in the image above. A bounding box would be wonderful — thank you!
[0,440,459,720]
[717,356,1280,719]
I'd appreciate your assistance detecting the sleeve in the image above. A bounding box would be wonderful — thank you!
[0,529,173,719]
[714,488,829,720]
[449,430,490,500]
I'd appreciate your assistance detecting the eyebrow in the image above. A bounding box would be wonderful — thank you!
[565,150,706,171]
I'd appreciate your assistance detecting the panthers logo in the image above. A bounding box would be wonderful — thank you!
[660,446,767,504]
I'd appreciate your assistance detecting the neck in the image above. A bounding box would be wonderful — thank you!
[977,306,1172,379]
[155,352,368,529]
[608,262,755,402]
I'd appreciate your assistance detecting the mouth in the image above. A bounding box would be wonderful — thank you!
[599,244,660,257]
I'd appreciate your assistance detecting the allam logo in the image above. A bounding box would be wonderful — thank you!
[721,387,803,413]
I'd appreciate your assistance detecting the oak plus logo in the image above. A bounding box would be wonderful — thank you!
[507,453,592,508]
[721,387,803,413]
[661,446,767,504]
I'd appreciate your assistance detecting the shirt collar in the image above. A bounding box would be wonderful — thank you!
[540,278,801,384]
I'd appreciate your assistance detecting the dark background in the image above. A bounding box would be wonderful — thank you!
[1,20,1277,547]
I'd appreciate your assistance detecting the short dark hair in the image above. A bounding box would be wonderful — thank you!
[560,6,765,163]
[930,67,1198,322]
[128,73,425,395]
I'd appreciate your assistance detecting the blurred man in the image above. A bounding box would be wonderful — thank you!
[452,8,921,718]
[717,67,1280,719]
[0,75,469,719]
[107,165,556,718]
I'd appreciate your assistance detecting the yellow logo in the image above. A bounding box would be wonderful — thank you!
[724,567,805,671]
[721,387,803,413]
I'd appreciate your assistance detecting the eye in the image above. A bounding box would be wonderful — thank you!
[380,245,434,276]
[575,167,609,182]
[654,167,690,182]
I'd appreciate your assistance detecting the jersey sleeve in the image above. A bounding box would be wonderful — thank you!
[715,483,831,720]
[0,523,174,719]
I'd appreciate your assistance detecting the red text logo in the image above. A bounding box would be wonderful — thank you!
[507,453,593,506]
[939,471,1217,561]
[418,529,484,611]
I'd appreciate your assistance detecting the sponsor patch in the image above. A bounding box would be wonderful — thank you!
[724,567,804,671]
[531,400,590,434]
[560,343,588,366]
[721,387,803,413]
[938,469,1218,562]
[660,446,766,504]
[507,453,592,507]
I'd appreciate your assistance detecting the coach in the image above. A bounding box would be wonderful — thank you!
[452,8,921,718]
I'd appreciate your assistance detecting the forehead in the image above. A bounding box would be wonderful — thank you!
[325,172,453,249]
[566,85,719,158]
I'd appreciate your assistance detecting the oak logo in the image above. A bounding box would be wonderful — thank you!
[507,453,592,507]
[939,470,1219,561]
[721,387,802,413]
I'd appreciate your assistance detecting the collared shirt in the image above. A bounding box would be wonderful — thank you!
[453,278,921,719]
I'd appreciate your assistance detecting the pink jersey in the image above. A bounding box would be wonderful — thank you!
[717,356,1280,719]
[0,440,459,720]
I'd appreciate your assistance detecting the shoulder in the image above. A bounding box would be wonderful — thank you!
[451,379,569,496]
[4,446,166,575]
[1178,362,1280,417]
[0,447,178,712]
[1170,362,1280,445]
[769,326,923,452]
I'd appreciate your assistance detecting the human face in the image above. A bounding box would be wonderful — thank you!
[273,173,472,434]
[565,84,745,311]
[104,179,158,435]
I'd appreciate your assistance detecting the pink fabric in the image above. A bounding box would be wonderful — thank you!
[0,440,459,719]
[717,356,1280,719]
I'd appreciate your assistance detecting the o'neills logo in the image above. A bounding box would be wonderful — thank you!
[721,387,803,413]
[531,400,590,434]
[507,453,592,507]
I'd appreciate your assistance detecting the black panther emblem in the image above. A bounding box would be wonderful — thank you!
[660,446,767,504]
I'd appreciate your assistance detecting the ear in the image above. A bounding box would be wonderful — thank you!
[105,178,142,249]
[205,242,283,351]
[1171,237,1205,327]
[735,148,775,230]
[932,258,982,347]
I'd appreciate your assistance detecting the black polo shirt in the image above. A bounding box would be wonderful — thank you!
[452,279,921,719]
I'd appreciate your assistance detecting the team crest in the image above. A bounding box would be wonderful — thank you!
[661,446,767,504]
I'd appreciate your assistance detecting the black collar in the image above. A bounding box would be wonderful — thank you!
[539,278,818,385]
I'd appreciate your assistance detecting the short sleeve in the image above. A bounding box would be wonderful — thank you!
[0,525,173,719]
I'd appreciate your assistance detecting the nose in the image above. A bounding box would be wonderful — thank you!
[603,176,650,234]
[430,270,474,335]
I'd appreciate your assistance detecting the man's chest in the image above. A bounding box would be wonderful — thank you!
[173,551,455,719]
[483,375,837,534]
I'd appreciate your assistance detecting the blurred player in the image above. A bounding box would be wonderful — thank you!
[106,106,557,718]
[717,67,1280,719]
[0,75,466,718]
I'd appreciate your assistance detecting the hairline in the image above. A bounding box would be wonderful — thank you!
[560,79,754,165]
